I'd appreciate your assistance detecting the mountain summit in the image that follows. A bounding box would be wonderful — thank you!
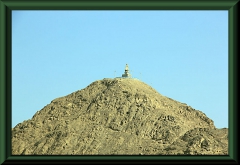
[12,68,228,155]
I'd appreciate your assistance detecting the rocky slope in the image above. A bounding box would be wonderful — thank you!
[12,78,228,155]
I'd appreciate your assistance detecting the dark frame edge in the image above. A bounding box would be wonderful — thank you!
[0,0,239,164]
[229,1,239,163]
[1,0,239,10]
[0,1,7,165]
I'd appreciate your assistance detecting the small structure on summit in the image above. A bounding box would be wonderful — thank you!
[122,64,131,78]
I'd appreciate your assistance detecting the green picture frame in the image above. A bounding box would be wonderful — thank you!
[0,0,238,164]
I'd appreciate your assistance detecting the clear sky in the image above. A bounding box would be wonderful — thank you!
[12,10,228,129]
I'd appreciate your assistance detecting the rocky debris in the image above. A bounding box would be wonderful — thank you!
[12,78,228,155]
[162,128,228,155]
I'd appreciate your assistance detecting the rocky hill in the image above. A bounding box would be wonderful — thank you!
[12,78,228,155]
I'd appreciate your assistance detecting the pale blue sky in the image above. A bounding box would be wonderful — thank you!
[12,10,228,128]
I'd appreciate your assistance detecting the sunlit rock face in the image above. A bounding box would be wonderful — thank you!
[12,77,227,155]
